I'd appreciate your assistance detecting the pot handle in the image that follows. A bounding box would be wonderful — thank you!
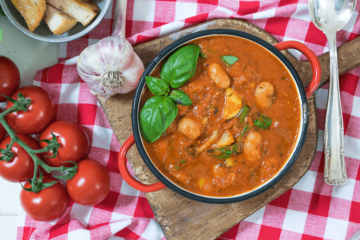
[274,41,321,98]
[118,134,167,192]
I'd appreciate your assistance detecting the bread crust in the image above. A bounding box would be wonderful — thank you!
[44,5,77,35]
[46,0,99,26]
[11,0,46,31]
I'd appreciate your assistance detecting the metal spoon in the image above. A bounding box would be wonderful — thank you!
[308,0,356,185]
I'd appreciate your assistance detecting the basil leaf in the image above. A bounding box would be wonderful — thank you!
[140,96,178,143]
[237,105,250,122]
[170,90,192,106]
[253,113,272,130]
[221,55,238,66]
[145,76,170,96]
[160,45,200,88]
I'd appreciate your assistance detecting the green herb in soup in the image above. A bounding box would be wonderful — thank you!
[221,55,238,66]
[253,113,272,130]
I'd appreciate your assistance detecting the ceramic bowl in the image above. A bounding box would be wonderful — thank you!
[0,0,111,43]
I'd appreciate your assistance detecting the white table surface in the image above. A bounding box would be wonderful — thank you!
[0,16,59,239]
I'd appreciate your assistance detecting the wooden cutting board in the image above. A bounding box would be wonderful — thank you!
[98,19,360,240]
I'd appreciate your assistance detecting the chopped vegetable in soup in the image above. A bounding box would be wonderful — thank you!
[140,36,301,197]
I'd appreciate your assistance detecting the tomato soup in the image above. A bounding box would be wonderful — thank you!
[141,36,301,197]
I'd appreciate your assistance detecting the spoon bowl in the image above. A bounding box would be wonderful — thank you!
[309,0,356,33]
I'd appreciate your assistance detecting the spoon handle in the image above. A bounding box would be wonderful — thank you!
[324,32,347,185]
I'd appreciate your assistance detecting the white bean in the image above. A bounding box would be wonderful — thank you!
[178,117,201,140]
[207,63,230,89]
[244,131,262,162]
[255,82,275,109]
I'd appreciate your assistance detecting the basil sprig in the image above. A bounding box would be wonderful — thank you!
[253,113,272,130]
[161,45,200,88]
[140,45,200,143]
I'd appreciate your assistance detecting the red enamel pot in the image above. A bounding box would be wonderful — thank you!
[118,29,321,203]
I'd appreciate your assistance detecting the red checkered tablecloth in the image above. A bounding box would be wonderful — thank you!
[16,0,360,239]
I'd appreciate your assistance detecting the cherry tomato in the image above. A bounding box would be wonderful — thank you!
[6,86,55,135]
[20,177,68,221]
[0,134,42,182]
[40,120,90,167]
[67,159,110,205]
[0,110,7,142]
[0,56,20,102]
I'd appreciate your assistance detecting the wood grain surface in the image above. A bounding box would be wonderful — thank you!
[98,19,323,240]
[294,36,360,88]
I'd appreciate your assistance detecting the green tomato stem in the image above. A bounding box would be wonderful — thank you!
[30,144,59,154]
[7,138,15,150]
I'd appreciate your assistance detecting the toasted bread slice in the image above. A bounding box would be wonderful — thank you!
[11,0,46,31]
[46,0,99,26]
[44,5,77,35]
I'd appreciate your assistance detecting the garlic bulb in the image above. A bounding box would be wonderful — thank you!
[77,36,144,98]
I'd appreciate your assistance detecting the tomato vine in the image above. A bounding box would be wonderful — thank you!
[0,93,78,193]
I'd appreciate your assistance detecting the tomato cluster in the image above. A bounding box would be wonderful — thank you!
[0,57,110,222]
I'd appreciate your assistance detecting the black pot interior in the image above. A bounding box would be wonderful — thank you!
[132,29,309,204]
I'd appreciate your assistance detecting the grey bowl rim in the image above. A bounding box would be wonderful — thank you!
[0,0,112,43]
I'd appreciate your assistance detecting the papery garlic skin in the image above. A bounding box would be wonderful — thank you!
[77,36,144,98]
